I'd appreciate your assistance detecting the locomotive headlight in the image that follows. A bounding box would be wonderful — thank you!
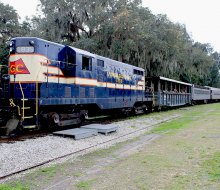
[7,41,15,53]
[29,40,35,46]
[6,40,14,48]
[9,41,14,47]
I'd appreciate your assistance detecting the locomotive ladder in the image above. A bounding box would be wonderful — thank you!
[19,81,37,129]
[18,59,44,129]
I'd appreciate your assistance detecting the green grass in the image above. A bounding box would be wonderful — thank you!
[0,183,28,190]
[26,165,60,179]
[14,165,60,189]
[36,165,58,179]
[75,179,95,189]
[149,105,213,134]
[130,125,137,129]
[150,117,192,134]
[87,141,125,157]
[87,104,220,190]
[73,172,83,177]
[203,152,220,181]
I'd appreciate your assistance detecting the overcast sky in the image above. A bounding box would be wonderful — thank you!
[1,0,220,52]
[1,0,39,20]
[143,0,220,53]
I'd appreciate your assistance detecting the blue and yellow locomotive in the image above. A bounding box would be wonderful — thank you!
[0,37,149,135]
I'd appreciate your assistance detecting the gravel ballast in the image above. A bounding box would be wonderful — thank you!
[0,114,179,180]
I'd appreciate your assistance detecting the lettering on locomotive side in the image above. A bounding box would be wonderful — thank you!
[9,58,30,74]
[107,71,132,83]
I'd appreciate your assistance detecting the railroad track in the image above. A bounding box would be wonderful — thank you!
[0,131,50,143]
[0,115,122,143]
[0,115,180,181]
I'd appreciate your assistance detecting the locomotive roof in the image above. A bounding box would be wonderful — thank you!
[12,37,144,71]
[11,37,64,47]
[68,46,96,58]
[96,55,145,71]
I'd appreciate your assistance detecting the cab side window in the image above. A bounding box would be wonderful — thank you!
[66,49,76,68]
[82,56,92,71]
[97,59,104,67]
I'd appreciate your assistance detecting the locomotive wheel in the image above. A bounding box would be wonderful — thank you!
[48,112,59,129]
[51,113,59,124]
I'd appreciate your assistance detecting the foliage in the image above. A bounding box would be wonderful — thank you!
[0,0,220,86]
[0,2,33,66]
[0,43,9,66]
[0,2,20,41]
[0,2,19,66]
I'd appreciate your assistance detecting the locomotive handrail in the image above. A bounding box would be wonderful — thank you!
[35,61,44,120]
[9,98,21,116]
[18,81,25,122]
[0,65,9,71]
[41,58,77,66]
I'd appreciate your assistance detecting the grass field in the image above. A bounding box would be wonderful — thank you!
[88,104,220,190]
[1,103,220,190]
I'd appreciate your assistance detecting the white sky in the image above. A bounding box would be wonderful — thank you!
[1,0,39,20]
[1,0,220,52]
[143,0,220,53]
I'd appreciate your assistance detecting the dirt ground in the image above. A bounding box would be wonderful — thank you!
[1,103,220,190]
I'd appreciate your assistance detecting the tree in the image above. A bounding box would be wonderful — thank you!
[19,0,219,87]
[0,2,20,42]
[209,52,220,87]
[0,2,20,66]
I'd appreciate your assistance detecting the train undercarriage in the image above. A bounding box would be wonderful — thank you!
[0,98,150,136]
